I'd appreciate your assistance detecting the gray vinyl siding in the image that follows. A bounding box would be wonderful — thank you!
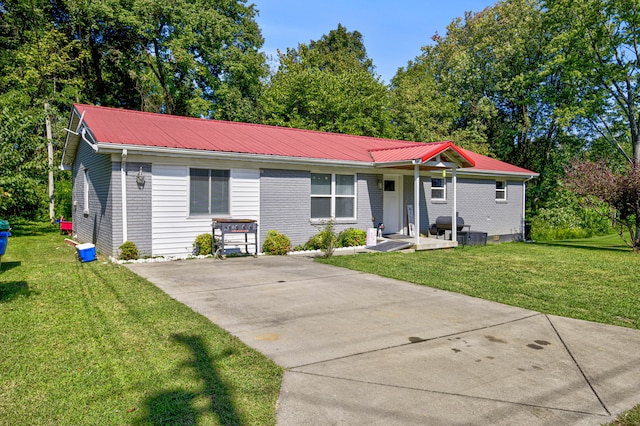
[71,148,153,258]
[424,177,524,239]
[260,170,383,248]
[72,141,114,256]
[123,162,152,257]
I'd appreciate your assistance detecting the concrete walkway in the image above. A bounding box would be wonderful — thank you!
[126,255,640,425]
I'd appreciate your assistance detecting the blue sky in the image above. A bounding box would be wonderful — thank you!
[254,0,497,83]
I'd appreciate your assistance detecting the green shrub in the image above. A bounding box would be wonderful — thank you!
[262,230,291,255]
[303,234,324,251]
[337,228,366,247]
[118,241,139,260]
[193,233,213,256]
[530,204,611,241]
[303,222,343,256]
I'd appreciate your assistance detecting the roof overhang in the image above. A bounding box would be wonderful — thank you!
[91,143,377,169]
[458,168,539,179]
[60,106,94,170]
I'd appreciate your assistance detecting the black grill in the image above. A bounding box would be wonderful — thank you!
[212,218,259,259]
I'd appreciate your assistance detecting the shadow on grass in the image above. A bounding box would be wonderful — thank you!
[0,280,33,302]
[137,334,241,426]
[535,241,633,253]
[0,260,21,272]
[4,221,60,237]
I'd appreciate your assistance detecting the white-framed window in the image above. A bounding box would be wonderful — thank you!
[83,168,89,215]
[189,168,230,215]
[496,180,507,201]
[311,173,355,219]
[431,177,446,201]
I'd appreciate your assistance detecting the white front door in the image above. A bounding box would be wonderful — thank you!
[382,175,402,234]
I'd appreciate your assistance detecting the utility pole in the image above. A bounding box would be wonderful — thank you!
[45,103,54,222]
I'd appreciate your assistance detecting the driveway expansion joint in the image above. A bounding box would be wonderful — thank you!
[284,370,611,419]
[287,312,543,370]
[545,315,611,416]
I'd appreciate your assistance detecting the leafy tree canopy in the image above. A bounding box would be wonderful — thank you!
[260,24,393,137]
[0,0,268,219]
[544,0,640,164]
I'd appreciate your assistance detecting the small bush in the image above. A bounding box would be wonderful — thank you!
[337,228,366,247]
[193,233,213,256]
[303,234,324,251]
[318,221,337,258]
[119,241,139,260]
[262,230,291,255]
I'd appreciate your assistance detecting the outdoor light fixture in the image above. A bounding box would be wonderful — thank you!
[136,166,145,186]
[377,177,383,190]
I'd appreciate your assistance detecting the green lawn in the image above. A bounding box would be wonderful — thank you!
[0,223,282,425]
[2,225,639,425]
[320,235,639,329]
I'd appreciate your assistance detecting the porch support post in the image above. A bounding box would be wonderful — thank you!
[414,163,420,246]
[452,166,457,243]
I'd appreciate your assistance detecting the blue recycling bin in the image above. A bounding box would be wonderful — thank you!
[0,231,10,256]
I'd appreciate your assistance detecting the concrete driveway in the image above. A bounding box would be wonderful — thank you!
[126,255,640,425]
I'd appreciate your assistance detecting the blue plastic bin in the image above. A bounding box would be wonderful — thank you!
[0,231,10,256]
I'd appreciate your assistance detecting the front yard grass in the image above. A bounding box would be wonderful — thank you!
[320,235,639,329]
[0,222,282,425]
[2,224,638,425]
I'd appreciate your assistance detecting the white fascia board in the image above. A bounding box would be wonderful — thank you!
[60,111,81,168]
[374,160,423,168]
[457,168,539,179]
[95,144,374,169]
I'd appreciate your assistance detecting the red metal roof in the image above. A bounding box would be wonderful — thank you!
[369,141,476,166]
[459,148,537,175]
[71,104,537,176]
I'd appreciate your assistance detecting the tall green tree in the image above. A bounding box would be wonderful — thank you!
[389,51,491,155]
[0,0,84,219]
[0,0,268,219]
[60,0,267,119]
[260,24,393,137]
[544,0,640,165]
[392,0,583,208]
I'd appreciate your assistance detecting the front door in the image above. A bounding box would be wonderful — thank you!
[382,175,402,234]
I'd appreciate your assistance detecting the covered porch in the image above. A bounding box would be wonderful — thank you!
[369,141,476,248]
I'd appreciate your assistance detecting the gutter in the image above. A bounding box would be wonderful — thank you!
[94,144,375,169]
[458,169,539,179]
[90,143,540,179]
[121,149,128,243]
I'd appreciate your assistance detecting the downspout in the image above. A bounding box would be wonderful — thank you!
[121,150,128,243]
[452,166,458,243]
[414,162,420,246]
